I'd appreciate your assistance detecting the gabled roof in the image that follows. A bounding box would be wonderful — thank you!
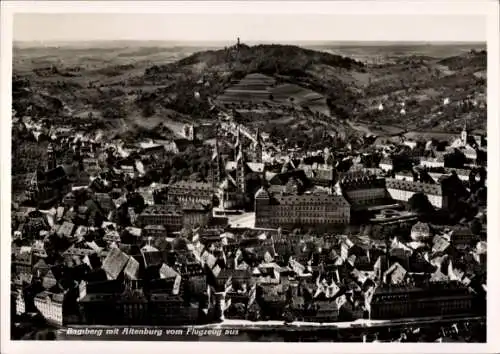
[141,249,163,268]
[430,269,449,282]
[159,264,180,279]
[102,248,129,280]
[201,250,217,269]
[386,178,442,196]
[225,161,237,172]
[57,221,75,238]
[124,256,141,280]
[33,258,49,270]
[86,241,103,254]
[42,269,58,289]
[383,262,407,285]
[432,236,451,254]
[247,162,265,173]
[124,226,142,238]
[94,193,115,211]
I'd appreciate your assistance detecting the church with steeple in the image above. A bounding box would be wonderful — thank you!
[460,119,469,145]
[209,124,266,211]
[451,119,485,149]
[448,118,486,166]
[26,143,71,208]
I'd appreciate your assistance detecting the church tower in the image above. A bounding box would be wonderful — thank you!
[26,170,40,202]
[47,143,56,170]
[254,128,263,163]
[234,125,241,160]
[236,143,246,193]
[210,139,223,189]
[461,119,469,145]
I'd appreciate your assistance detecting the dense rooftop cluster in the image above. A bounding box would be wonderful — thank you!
[11,43,487,341]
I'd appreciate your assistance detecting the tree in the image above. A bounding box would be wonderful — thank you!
[141,103,156,118]
[246,302,261,321]
[444,150,466,169]
[470,218,482,235]
[408,192,434,214]
[179,227,194,240]
[232,302,247,319]
[126,192,145,214]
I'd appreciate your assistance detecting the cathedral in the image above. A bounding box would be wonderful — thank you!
[209,125,265,211]
[26,143,71,208]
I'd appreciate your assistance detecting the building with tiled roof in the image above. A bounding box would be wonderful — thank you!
[34,289,69,326]
[300,163,335,187]
[137,204,183,233]
[382,262,407,285]
[94,193,115,213]
[379,157,393,172]
[426,167,471,183]
[369,281,474,320]
[338,168,384,181]
[141,247,163,269]
[179,200,211,229]
[143,225,167,239]
[123,256,141,281]
[102,248,130,280]
[394,170,415,181]
[56,221,75,239]
[411,222,432,241]
[166,181,214,205]
[62,241,100,258]
[148,291,198,325]
[449,226,477,248]
[26,158,71,209]
[216,176,245,210]
[338,174,393,211]
[386,178,444,208]
[419,154,445,168]
[254,187,350,229]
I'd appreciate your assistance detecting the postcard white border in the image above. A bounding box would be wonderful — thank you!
[1,1,499,354]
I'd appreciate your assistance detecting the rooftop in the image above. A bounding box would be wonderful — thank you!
[142,204,183,216]
[168,181,213,191]
[386,178,442,196]
[102,248,130,280]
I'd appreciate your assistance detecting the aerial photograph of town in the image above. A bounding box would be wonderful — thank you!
[9,11,487,343]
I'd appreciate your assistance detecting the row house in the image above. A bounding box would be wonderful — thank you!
[166,181,214,205]
[386,178,444,209]
[137,205,184,233]
[254,187,351,229]
[370,281,475,320]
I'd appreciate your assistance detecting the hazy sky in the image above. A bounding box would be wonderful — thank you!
[13,13,486,42]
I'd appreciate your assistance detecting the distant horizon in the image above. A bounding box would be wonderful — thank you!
[13,39,487,48]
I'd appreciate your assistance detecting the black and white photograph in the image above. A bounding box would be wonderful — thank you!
[1,1,499,353]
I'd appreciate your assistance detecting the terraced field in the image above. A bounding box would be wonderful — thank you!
[216,73,330,116]
[216,73,275,105]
